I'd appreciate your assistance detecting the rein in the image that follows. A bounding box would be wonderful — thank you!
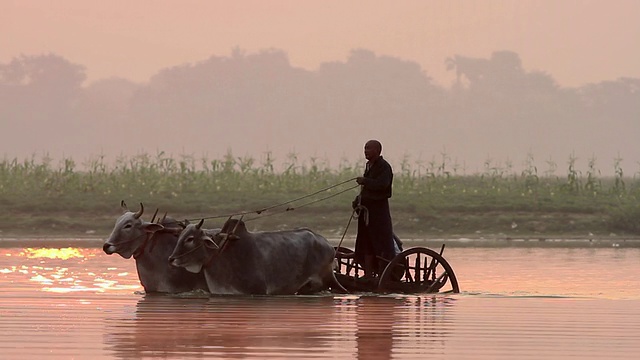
[244,184,359,222]
[170,242,206,261]
[335,185,368,251]
[204,237,229,267]
[186,178,359,222]
[335,208,358,251]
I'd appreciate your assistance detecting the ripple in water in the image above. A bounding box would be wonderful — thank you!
[0,246,639,359]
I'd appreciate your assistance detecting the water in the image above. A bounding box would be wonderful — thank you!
[1,243,639,359]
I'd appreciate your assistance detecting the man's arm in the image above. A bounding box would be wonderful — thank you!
[359,162,392,190]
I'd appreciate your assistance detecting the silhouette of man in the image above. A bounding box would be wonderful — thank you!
[353,139,395,277]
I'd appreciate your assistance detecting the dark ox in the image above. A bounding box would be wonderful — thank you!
[169,218,347,295]
[102,202,210,294]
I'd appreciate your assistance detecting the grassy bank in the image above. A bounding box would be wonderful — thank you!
[0,152,639,239]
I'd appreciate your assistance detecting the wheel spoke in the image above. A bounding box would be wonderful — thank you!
[377,246,460,294]
[405,262,414,283]
[421,254,429,282]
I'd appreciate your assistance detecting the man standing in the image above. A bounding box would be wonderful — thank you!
[353,139,395,278]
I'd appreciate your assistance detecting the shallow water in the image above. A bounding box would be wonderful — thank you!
[1,244,639,359]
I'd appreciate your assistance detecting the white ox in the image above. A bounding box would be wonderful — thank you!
[103,202,210,294]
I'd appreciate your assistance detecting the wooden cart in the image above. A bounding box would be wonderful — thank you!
[334,243,460,294]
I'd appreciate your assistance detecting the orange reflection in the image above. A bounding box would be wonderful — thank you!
[21,247,85,260]
[0,247,141,294]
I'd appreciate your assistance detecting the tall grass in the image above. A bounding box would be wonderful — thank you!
[0,151,638,235]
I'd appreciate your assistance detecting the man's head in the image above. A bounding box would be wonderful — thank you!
[364,140,382,161]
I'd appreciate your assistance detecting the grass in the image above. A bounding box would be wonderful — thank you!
[0,151,639,239]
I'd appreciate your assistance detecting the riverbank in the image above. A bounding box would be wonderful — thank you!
[0,208,635,239]
[1,153,638,241]
[1,204,639,246]
[2,232,639,249]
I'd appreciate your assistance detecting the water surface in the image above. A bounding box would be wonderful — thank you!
[1,244,639,359]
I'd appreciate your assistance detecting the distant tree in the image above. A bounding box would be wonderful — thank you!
[578,77,640,116]
[0,54,85,110]
[0,53,85,91]
[0,54,87,156]
[445,54,489,88]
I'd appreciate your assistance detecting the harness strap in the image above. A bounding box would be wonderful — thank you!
[170,243,205,260]
[204,238,227,267]
[116,232,149,259]
[204,215,243,266]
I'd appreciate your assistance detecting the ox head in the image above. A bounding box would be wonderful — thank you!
[169,218,219,273]
[103,201,164,259]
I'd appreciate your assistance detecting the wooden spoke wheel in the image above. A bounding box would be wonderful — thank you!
[377,247,460,294]
[333,246,361,276]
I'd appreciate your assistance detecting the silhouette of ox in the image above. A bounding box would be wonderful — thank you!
[169,218,347,295]
[102,202,211,294]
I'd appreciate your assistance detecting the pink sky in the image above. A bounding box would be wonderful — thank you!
[2,0,639,87]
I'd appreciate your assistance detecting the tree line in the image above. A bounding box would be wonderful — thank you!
[1,49,638,176]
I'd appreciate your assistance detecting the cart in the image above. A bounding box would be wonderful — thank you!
[334,242,460,294]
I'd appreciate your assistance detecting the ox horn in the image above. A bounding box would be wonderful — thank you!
[196,218,205,229]
[134,203,144,219]
[121,200,129,211]
[150,208,159,223]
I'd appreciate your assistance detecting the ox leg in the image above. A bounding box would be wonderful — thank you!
[296,276,325,295]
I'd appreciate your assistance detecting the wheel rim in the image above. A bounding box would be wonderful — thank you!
[377,247,460,294]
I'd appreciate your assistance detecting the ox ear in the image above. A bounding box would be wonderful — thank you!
[142,222,164,234]
[203,236,220,249]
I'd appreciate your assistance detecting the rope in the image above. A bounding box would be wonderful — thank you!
[244,184,359,222]
[108,232,150,259]
[254,177,357,213]
[186,177,358,222]
[335,208,358,250]
[335,184,367,252]
[169,242,205,260]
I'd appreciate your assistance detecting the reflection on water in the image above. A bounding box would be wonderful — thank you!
[1,245,639,359]
[1,248,140,294]
[102,294,457,359]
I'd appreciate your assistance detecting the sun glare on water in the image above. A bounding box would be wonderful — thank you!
[1,247,140,294]
[21,247,85,260]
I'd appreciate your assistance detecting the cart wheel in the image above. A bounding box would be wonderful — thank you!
[333,246,365,279]
[377,247,460,294]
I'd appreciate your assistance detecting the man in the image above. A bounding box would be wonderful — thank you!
[353,139,396,278]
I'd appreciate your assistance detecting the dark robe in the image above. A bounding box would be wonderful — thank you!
[354,156,395,272]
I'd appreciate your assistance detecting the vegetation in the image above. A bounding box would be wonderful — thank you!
[0,152,638,239]
[2,51,639,181]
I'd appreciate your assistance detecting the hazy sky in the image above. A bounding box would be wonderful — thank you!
[3,0,639,87]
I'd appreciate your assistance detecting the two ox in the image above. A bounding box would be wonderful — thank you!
[103,202,346,295]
